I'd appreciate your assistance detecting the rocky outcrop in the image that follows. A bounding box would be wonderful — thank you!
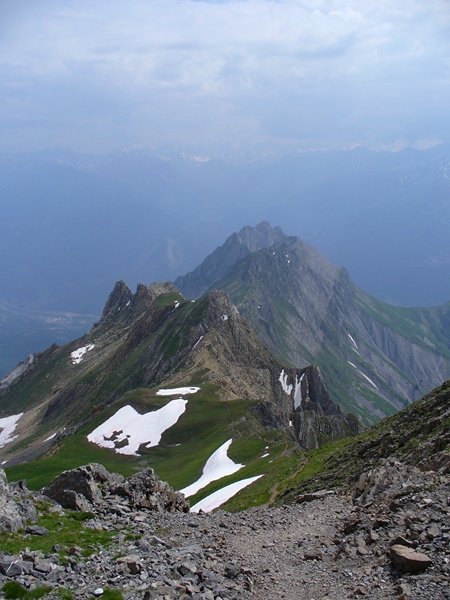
[0,470,37,533]
[292,365,363,449]
[41,463,121,511]
[109,468,189,513]
[42,463,189,514]
[0,354,35,392]
[97,280,133,324]
[275,365,363,450]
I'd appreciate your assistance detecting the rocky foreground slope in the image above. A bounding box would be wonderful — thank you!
[1,380,450,599]
[1,460,449,599]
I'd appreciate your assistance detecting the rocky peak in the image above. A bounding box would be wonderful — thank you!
[98,280,133,324]
[235,221,286,252]
[148,280,179,297]
[174,222,287,300]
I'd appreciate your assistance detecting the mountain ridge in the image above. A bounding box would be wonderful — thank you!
[0,280,361,498]
[176,223,450,423]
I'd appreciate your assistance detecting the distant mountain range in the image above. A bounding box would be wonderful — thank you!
[0,279,360,508]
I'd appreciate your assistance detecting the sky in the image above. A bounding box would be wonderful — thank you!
[1,0,450,153]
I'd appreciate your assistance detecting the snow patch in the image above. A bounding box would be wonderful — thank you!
[347,362,379,390]
[279,369,293,395]
[193,336,204,349]
[157,387,200,396]
[87,400,187,455]
[44,433,57,442]
[222,314,229,321]
[0,413,23,448]
[348,333,358,349]
[71,344,95,365]
[179,439,243,498]
[261,452,269,458]
[190,475,263,513]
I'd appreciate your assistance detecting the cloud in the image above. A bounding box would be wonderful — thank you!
[1,0,449,151]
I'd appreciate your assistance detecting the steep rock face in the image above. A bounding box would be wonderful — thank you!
[98,280,133,324]
[278,365,363,449]
[175,221,286,300]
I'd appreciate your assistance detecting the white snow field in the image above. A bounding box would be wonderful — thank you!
[156,387,200,396]
[179,439,244,498]
[0,413,23,448]
[71,344,95,365]
[190,475,263,513]
[87,399,187,455]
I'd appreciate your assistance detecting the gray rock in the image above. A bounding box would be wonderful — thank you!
[42,463,121,508]
[26,525,49,536]
[110,467,189,513]
[0,558,26,577]
[0,496,27,533]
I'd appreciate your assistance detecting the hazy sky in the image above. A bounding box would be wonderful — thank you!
[1,0,449,153]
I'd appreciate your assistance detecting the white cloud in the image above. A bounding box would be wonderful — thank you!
[1,0,449,151]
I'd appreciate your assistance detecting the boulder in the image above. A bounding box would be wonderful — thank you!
[42,464,189,513]
[0,469,36,533]
[390,544,433,573]
[110,467,189,513]
[42,463,123,509]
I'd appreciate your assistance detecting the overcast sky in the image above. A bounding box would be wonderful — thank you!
[1,0,449,153]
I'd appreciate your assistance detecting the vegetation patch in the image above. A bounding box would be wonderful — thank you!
[2,582,52,599]
[0,503,114,557]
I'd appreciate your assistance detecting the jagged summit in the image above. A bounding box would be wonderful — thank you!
[99,280,133,323]
[99,280,180,325]
[174,221,287,300]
